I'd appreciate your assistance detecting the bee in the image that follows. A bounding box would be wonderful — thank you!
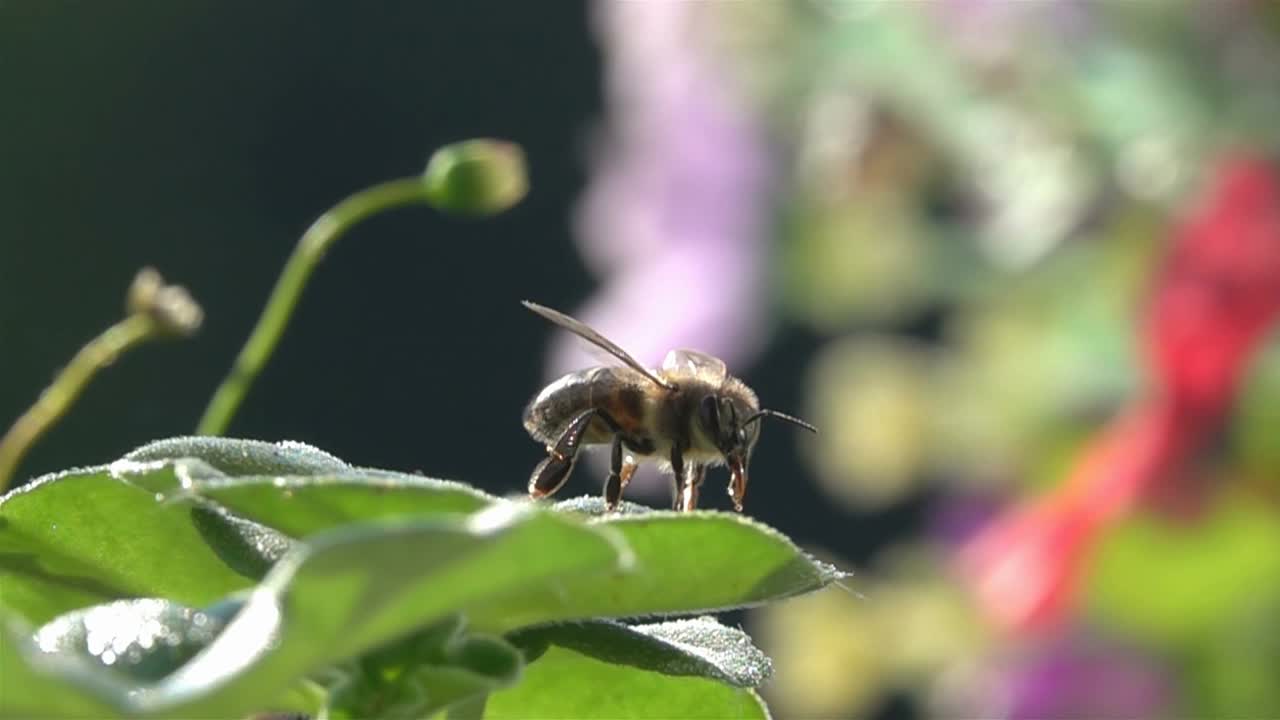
[521,301,817,513]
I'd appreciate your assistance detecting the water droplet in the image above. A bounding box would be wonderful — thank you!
[86,631,107,656]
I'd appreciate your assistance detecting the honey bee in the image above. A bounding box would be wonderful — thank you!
[522,301,816,513]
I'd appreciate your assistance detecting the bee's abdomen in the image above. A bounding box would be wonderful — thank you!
[523,370,602,444]
[523,368,652,447]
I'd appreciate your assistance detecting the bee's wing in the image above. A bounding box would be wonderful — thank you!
[662,349,728,381]
[523,301,675,390]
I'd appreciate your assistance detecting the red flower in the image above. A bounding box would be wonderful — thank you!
[1147,153,1280,417]
[959,152,1280,633]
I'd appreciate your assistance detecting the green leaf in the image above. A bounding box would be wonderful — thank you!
[329,616,523,720]
[472,497,844,631]
[510,616,771,689]
[31,597,239,683]
[399,636,521,717]
[490,618,772,719]
[1,613,124,719]
[124,436,349,475]
[186,504,294,579]
[1,504,623,718]
[168,505,621,717]
[277,507,622,663]
[1,600,320,720]
[552,496,653,516]
[188,472,497,537]
[0,464,266,625]
[184,478,843,631]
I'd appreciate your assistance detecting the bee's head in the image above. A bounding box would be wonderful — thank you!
[698,395,816,511]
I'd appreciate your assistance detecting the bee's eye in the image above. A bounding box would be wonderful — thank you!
[717,398,740,451]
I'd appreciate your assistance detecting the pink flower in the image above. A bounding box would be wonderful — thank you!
[546,1,772,378]
[947,629,1175,720]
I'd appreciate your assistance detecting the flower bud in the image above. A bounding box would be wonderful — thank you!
[422,139,528,215]
[127,267,203,337]
[126,267,164,316]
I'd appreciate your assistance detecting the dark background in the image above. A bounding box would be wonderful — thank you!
[1,1,909,570]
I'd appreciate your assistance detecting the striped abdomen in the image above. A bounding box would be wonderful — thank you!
[523,367,653,448]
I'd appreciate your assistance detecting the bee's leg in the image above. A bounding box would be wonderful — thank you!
[528,408,599,500]
[604,435,624,509]
[620,454,637,493]
[679,463,706,512]
[603,437,641,511]
[669,444,686,511]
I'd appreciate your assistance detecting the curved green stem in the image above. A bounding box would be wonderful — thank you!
[0,313,159,492]
[196,177,430,436]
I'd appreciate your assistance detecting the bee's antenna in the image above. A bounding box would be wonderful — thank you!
[742,409,818,434]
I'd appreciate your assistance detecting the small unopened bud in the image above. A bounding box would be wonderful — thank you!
[127,267,203,337]
[423,139,528,215]
[127,267,164,315]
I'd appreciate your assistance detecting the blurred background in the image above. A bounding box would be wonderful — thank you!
[5,2,1280,718]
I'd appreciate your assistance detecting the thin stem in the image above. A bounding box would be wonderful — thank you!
[0,313,158,492]
[196,177,430,436]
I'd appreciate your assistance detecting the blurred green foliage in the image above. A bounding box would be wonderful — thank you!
[669,1,1280,717]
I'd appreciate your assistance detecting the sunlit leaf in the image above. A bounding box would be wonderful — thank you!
[124,436,348,476]
[32,597,239,682]
[510,616,771,689]
[2,504,622,718]
[0,464,265,625]
[189,473,497,537]
[490,618,771,719]
[472,497,845,631]
[1,613,124,719]
[187,479,843,631]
